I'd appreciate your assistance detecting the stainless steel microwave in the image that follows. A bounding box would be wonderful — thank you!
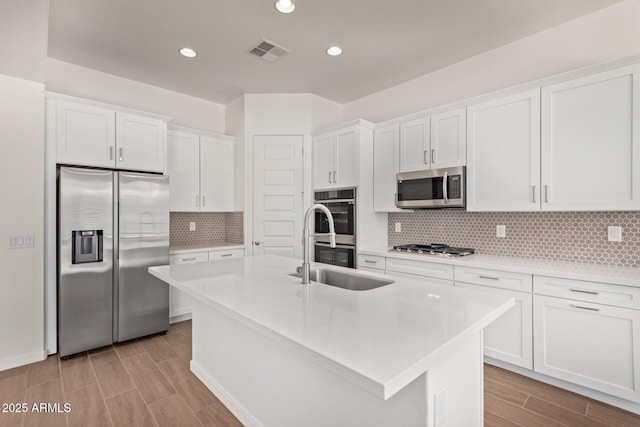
[396,166,466,209]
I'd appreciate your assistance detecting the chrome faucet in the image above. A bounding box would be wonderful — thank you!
[301,204,336,284]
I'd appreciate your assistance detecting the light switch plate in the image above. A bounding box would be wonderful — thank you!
[8,234,35,249]
[395,222,401,233]
[189,222,196,232]
[496,225,506,238]
[608,226,622,242]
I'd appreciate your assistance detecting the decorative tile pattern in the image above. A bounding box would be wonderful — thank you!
[170,212,244,247]
[388,211,640,267]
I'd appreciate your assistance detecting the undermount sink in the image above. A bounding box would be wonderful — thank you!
[290,268,395,291]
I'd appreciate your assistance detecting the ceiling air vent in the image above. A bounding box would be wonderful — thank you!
[249,40,291,63]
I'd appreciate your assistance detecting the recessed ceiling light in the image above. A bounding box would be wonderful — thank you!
[326,46,343,56]
[275,0,295,14]
[179,48,197,58]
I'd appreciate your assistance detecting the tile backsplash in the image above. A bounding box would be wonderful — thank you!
[388,211,640,267]
[170,212,244,247]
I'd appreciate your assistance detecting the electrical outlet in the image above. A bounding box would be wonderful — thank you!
[395,222,402,233]
[608,226,622,242]
[189,222,196,232]
[496,225,506,238]
[434,388,447,427]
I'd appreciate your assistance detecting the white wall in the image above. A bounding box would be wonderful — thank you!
[0,76,46,369]
[342,0,640,122]
[45,58,226,133]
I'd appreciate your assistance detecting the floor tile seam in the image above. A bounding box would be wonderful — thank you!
[525,393,599,420]
[61,382,115,427]
[60,356,99,394]
[25,356,61,388]
[119,351,178,406]
[485,409,525,427]
[145,393,205,427]
[484,377,530,407]
[489,392,571,427]
[113,339,142,360]
[85,350,115,427]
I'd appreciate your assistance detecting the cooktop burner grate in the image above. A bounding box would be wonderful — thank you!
[391,244,475,257]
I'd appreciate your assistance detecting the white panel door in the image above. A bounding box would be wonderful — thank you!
[400,116,430,173]
[430,108,466,168]
[373,124,401,212]
[56,101,115,168]
[253,135,303,259]
[200,136,234,211]
[313,132,334,189]
[167,131,200,211]
[115,112,165,173]
[334,126,358,188]
[541,64,640,210]
[467,90,541,211]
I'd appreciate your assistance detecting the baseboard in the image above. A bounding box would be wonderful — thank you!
[190,360,263,427]
[169,312,192,324]
[0,350,47,371]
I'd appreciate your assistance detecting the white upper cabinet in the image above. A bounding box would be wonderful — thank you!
[56,101,116,168]
[54,98,168,173]
[373,124,401,212]
[541,64,640,211]
[167,128,235,212]
[399,116,430,173]
[467,90,541,211]
[313,123,361,189]
[115,112,166,173]
[430,107,466,169]
[200,136,234,212]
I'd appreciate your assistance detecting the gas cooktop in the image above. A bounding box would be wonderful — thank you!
[391,244,475,257]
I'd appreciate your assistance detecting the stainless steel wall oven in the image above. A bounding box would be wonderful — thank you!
[313,188,356,268]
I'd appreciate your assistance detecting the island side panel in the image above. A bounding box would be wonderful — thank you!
[190,300,429,427]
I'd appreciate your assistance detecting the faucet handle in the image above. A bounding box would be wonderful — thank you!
[296,266,302,274]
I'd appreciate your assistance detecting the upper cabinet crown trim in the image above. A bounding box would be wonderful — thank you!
[168,125,235,141]
[311,119,374,136]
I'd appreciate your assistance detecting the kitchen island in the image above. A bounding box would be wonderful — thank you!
[149,255,513,427]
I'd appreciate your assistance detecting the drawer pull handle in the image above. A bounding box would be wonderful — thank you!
[182,257,196,261]
[479,275,499,280]
[364,260,377,264]
[571,304,600,312]
[570,288,599,295]
[221,254,233,257]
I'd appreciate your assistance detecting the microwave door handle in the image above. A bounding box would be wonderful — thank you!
[442,171,448,204]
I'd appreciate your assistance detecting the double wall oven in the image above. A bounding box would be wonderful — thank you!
[313,188,356,269]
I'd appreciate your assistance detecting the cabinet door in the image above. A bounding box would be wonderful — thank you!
[115,112,166,173]
[399,116,430,172]
[208,248,244,260]
[541,64,640,210]
[456,282,533,369]
[533,295,640,402]
[167,131,200,211]
[467,90,541,211]
[373,124,401,212]
[334,126,358,187]
[430,108,466,168]
[313,132,334,189]
[56,101,116,168]
[168,252,208,318]
[200,136,234,211]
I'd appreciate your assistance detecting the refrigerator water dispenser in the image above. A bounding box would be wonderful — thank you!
[72,230,103,264]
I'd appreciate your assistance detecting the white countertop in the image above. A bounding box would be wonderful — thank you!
[149,254,513,399]
[170,242,245,255]
[360,247,640,288]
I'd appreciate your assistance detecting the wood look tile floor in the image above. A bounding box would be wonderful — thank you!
[1,320,639,426]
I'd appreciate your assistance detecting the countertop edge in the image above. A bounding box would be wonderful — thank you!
[170,243,245,255]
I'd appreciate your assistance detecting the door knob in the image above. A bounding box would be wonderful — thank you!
[254,241,263,246]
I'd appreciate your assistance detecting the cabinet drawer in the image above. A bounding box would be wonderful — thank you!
[455,266,532,292]
[209,248,244,261]
[170,252,208,264]
[386,270,453,287]
[357,254,385,271]
[386,258,454,281]
[534,276,640,310]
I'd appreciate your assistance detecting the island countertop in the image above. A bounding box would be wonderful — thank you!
[149,254,513,399]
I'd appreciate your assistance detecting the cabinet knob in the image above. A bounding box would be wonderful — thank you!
[254,241,263,246]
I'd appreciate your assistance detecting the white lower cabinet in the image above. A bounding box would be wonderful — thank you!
[533,276,640,402]
[385,257,454,286]
[357,254,386,272]
[455,266,533,369]
[169,248,245,319]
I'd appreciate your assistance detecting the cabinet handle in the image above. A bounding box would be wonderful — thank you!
[570,288,599,295]
[119,147,124,162]
[544,185,549,203]
[109,146,114,161]
[196,195,199,207]
[431,149,436,164]
[181,257,196,262]
[202,196,206,207]
[532,185,536,203]
[328,171,332,183]
[571,304,600,312]
[333,170,337,183]
[221,253,233,258]
[423,150,429,164]
[364,260,377,264]
[479,275,499,281]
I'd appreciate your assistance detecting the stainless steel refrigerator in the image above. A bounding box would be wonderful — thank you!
[58,166,169,357]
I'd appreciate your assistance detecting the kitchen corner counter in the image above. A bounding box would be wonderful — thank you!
[360,247,640,288]
[169,242,245,255]
[149,254,513,426]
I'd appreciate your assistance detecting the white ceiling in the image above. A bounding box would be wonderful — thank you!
[47,0,620,105]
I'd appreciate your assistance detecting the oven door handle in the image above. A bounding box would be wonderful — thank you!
[314,242,355,249]
[313,199,355,204]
